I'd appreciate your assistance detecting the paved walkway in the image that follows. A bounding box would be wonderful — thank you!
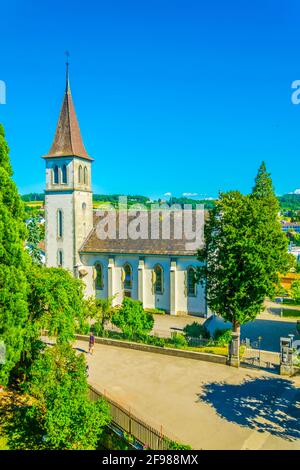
[76,340,300,450]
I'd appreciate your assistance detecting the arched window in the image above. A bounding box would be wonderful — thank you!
[84,166,88,185]
[122,263,132,290]
[78,165,83,183]
[94,263,103,291]
[154,265,163,294]
[53,165,59,184]
[62,164,67,184]
[57,250,63,267]
[57,209,63,239]
[187,267,197,296]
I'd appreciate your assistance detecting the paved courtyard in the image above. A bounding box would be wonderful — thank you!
[76,340,300,450]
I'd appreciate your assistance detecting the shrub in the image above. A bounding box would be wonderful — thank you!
[77,322,90,335]
[171,332,188,348]
[92,322,104,337]
[183,322,210,339]
[112,298,154,340]
[143,335,166,347]
[282,309,300,318]
[167,440,192,450]
[213,328,232,346]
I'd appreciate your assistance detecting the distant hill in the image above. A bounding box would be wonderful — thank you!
[21,193,45,202]
[21,192,300,213]
[21,193,216,210]
[278,194,300,212]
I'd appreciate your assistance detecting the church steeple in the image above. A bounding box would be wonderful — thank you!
[44,58,94,273]
[43,60,92,161]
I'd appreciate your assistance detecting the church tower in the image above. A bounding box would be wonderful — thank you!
[43,63,94,274]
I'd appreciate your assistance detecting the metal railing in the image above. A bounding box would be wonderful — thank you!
[89,385,176,450]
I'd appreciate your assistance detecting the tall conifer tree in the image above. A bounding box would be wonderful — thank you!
[0,124,29,385]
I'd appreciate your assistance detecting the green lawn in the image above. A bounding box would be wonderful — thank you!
[282,309,300,318]
[282,298,300,307]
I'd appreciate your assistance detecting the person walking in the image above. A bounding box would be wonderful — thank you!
[89,332,95,355]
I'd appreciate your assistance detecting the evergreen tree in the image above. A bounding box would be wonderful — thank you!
[197,164,290,362]
[252,161,275,199]
[0,124,30,385]
[250,161,289,296]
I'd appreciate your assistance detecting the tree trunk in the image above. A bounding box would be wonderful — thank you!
[232,320,240,335]
[228,319,240,367]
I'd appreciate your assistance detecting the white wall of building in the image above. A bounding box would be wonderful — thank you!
[80,253,206,316]
[45,192,74,271]
[45,156,93,273]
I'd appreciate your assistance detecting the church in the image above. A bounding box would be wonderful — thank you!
[43,67,207,317]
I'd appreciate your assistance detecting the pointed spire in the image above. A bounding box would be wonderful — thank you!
[43,56,92,160]
[65,51,71,94]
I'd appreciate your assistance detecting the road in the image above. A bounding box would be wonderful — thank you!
[76,339,300,450]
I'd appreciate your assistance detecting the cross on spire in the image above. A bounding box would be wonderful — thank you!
[65,51,70,93]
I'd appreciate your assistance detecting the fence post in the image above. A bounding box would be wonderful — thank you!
[129,406,132,436]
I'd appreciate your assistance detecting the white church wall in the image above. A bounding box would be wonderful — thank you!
[45,192,74,272]
[73,190,93,266]
[79,254,108,299]
[176,258,206,316]
[79,253,206,316]
[113,255,140,305]
[144,257,171,311]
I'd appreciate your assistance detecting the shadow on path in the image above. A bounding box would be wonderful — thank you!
[74,347,88,354]
[241,319,298,352]
[198,376,300,441]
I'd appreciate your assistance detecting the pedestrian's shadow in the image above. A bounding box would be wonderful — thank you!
[197,376,300,441]
[74,347,88,354]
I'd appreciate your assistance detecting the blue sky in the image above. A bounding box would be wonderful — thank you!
[0,0,300,198]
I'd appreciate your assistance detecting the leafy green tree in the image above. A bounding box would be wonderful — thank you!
[295,260,300,274]
[213,329,232,346]
[26,215,43,264]
[9,265,87,383]
[26,265,86,343]
[5,343,110,450]
[112,298,154,339]
[85,296,115,336]
[197,163,290,356]
[0,124,30,385]
[290,280,300,303]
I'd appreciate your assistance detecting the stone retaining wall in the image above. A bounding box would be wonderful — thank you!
[76,334,227,365]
